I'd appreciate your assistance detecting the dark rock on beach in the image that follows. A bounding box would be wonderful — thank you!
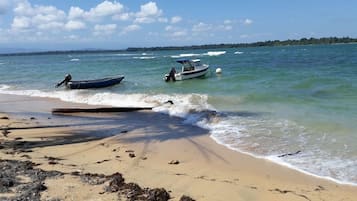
[180,195,196,201]
[0,159,63,201]
[147,188,170,201]
[168,160,180,165]
[103,173,172,201]
[0,159,190,201]
[80,173,107,185]
[106,173,125,192]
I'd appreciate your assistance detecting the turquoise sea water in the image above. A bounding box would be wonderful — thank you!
[1,44,357,184]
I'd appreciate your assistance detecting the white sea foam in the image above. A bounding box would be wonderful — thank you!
[204,51,226,56]
[133,56,156,60]
[234,51,244,54]
[70,58,80,61]
[151,93,214,118]
[0,87,210,115]
[266,155,357,186]
[170,51,226,58]
[170,53,201,58]
[0,84,11,90]
[207,115,357,186]
[115,53,140,56]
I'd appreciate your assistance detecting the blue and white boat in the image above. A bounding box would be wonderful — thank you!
[164,59,209,81]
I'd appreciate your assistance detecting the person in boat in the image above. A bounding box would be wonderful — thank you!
[56,74,72,87]
[165,67,176,82]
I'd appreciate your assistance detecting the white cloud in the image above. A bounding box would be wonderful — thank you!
[134,17,154,24]
[6,0,182,45]
[171,16,182,24]
[192,22,212,32]
[224,20,232,24]
[13,0,34,16]
[134,1,162,24]
[172,30,187,37]
[87,0,123,20]
[65,20,86,31]
[243,18,253,25]
[158,17,168,23]
[121,24,140,34]
[222,25,232,30]
[37,21,64,30]
[136,2,162,17]
[65,34,79,40]
[12,0,66,31]
[68,6,85,20]
[113,13,131,21]
[240,34,249,38]
[11,16,31,29]
[164,24,187,38]
[68,1,124,22]
[220,20,233,31]
[94,23,117,35]
[165,25,174,31]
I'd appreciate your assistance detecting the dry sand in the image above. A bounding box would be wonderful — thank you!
[0,94,356,201]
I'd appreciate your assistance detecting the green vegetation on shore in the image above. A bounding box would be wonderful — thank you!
[127,37,357,51]
[1,37,357,56]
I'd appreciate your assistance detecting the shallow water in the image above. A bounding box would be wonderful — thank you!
[1,44,357,184]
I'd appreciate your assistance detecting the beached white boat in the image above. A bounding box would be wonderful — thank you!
[164,59,209,81]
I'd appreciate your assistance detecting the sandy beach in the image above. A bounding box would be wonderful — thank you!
[0,94,356,201]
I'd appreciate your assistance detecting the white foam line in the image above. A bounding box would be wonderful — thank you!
[133,56,155,60]
[209,133,357,187]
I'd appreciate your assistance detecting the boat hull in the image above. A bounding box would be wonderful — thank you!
[66,75,124,89]
[175,65,209,81]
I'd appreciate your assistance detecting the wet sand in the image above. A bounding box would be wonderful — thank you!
[1,94,356,201]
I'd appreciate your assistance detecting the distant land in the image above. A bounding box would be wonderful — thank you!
[1,37,356,56]
[127,37,357,51]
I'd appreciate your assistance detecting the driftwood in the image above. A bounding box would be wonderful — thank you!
[52,107,153,114]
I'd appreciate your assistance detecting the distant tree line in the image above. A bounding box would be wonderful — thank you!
[126,37,357,51]
[1,37,357,56]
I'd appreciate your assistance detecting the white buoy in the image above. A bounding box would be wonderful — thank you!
[215,68,222,74]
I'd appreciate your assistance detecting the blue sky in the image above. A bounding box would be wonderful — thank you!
[1,0,357,50]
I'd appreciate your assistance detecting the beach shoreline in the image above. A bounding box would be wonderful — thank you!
[1,93,356,201]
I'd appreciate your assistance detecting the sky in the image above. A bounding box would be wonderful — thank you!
[0,0,357,50]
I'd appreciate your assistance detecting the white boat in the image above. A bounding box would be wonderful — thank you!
[164,59,209,81]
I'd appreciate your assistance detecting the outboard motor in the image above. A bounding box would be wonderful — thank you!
[56,74,72,87]
[165,68,176,82]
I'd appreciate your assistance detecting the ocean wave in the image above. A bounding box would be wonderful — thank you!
[170,53,201,58]
[115,53,140,56]
[70,58,80,61]
[0,84,11,90]
[208,114,357,186]
[234,51,244,54]
[0,88,212,116]
[203,51,226,56]
[133,56,156,60]
[170,51,226,58]
[141,53,153,56]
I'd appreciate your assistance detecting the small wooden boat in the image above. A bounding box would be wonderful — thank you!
[164,59,209,81]
[56,74,124,89]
